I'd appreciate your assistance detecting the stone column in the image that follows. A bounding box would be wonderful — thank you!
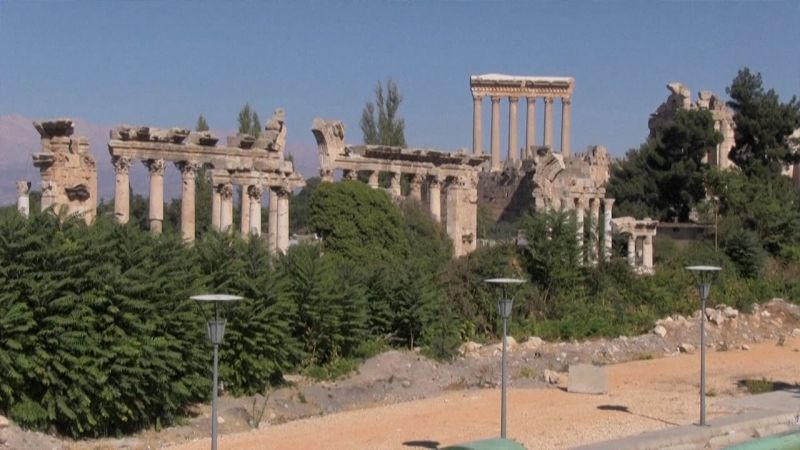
[490,96,501,170]
[508,97,519,162]
[627,235,636,267]
[240,186,251,235]
[525,97,536,158]
[389,172,402,197]
[575,197,585,262]
[219,183,234,232]
[367,171,380,189]
[145,159,166,234]
[248,185,263,236]
[211,186,221,231]
[543,97,554,148]
[472,95,483,155]
[177,162,199,243]
[561,97,572,157]
[409,174,423,201]
[445,178,463,257]
[277,189,290,254]
[643,235,654,271]
[112,156,131,224]
[604,198,614,261]
[268,188,279,253]
[428,176,442,223]
[588,198,600,264]
[16,181,30,218]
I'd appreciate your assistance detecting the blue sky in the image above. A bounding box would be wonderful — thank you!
[1,0,798,169]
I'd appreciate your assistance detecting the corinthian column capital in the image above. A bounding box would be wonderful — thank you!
[112,156,133,175]
[144,159,166,176]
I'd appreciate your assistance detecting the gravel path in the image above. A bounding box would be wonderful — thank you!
[168,338,800,450]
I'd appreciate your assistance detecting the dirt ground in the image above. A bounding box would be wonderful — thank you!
[168,338,800,450]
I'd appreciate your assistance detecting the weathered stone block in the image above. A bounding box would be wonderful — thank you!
[567,363,607,395]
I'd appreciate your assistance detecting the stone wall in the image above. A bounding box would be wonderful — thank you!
[476,167,535,223]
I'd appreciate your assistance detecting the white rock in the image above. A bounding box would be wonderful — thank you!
[791,328,800,337]
[0,415,8,428]
[723,307,739,319]
[761,310,771,318]
[653,325,667,338]
[706,308,725,325]
[524,336,544,350]
[679,343,696,354]
[217,416,225,424]
[458,341,482,356]
[543,369,559,384]
[741,344,751,351]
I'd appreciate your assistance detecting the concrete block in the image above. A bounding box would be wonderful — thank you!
[567,363,608,395]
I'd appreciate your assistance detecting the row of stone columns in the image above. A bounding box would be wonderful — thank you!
[626,234,654,273]
[568,197,614,264]
[473,95,572,170]
[345,169,447,222]
[111,156,291,253]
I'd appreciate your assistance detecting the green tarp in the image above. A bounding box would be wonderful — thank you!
[440,438,527,450]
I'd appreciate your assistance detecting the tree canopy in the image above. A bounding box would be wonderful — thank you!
[359,78,406,147]
[237,104,262,137]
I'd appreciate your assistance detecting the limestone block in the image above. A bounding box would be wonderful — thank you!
[567,364,607,394]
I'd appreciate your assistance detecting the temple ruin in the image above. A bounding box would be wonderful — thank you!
[31,119,98,224]
[612,217,658,274]
[107,109,304,251]
[312,118,486,258]
[648,82,736,170]
[470,74,575,170]
[16,181,30,218]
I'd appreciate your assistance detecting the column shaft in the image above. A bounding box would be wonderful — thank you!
[508,97,519,161]
[575,198,585,262]
[178,162,198,243]
[490,96,501,170]
[409,175,422,201]
[643,235,654,271]
[268,189,279,253]
[16,181,30,218]
[604,199,615,261]
[561,97,572,157]
[240,186,251,235]
[112,157,131,224]
[248,186,263,236]
[211,187,221,231]
[390,172,402,197]
[627,236,636,267]
[429,178,442,223]
[525,97,536,158]
[277,191,290,253]
[543,97,554,148]
[473,95,483,155]
[367,171,380,189]
[145,159,165,234]
[589,198,600,264]
[219,184,233,232]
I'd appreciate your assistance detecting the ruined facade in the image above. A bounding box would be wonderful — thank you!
[612,217,659,274]
[470,74,575,170]
[312,118,486,258]
[107,109,304,250]
[31,119,98,224]
[648,82,736,170]
[15,181,30,218]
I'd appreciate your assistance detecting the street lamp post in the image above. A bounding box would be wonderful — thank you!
[485,278,526,439]
[685,266,721,426]
[191,294,243,450]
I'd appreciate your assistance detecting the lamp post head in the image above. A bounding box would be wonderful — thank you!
[685,266,721,301]
[485,278,526,320]
[191,294,243,345]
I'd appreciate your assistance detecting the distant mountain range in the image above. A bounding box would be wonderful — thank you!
[0,114,320,207]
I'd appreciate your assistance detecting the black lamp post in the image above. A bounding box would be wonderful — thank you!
[484,278,526,439]
[685,266,721,426]
[191,294,243,450]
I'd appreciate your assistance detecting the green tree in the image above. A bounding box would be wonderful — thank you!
[726,67,800,176]
[237,104,261,137]
[196,114,210,132]
[359,78,406,147]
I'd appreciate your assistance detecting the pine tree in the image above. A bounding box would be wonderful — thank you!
[360,79,406,147]
[237,104,262,137]
[196,114,210,132]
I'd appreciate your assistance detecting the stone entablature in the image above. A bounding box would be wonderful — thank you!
[31,119,98,224]
[470,74,576,171]
[612,217,658,275]
[312,118,487,258]
[648,82,736,170]
[107,109,304,250]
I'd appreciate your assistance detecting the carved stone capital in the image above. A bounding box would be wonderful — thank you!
[175,161,201,178]
[409,174,424,186]
[604,198,615,208]
[490,96,502,104]
[112,156,133,175]
[561,97,572,106]
[544,97,555,105]
[217,183,234,199]
[428,176,443,188]
[247,184,264,201]
[472,94,484,101]
[16,181,31,195]
[144,159,166,176]
[508,96,519,104]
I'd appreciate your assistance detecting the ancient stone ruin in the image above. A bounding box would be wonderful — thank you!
[31,119,98,224]
[312,118,486,258]
[15,181,30,218]
[648,82,736,170]
[612,217,658,274]
[470,74,575,170]
[107,108,304,250]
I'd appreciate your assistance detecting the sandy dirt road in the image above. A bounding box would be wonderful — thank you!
[170,338,800,450]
